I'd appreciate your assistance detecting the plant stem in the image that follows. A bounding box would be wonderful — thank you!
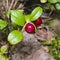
[21,23,27,32]
[17,3,23,9]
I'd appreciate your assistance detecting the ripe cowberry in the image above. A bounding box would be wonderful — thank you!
[25,23,35,33]
[34,18,42,26]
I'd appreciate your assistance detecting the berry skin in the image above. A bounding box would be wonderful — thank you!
[25,23,35,33]
[34,18,42,26]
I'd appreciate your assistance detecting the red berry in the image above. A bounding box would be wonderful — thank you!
[25,23,35,33]
[34,18,42,26]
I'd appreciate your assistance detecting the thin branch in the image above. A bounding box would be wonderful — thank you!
[8,0,14,11]
[6,0,9,11]
[49,10,53,16]
[13,0,19,9]
[17,3,24,9]
[41,16,51,19]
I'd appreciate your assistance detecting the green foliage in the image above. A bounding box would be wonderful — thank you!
[30,7,43,21]
[8,30,23,45]
[25,7,43,22]
[11,10,25,26]
[0,45,8,54]
[48,0,57,3]
[41,36,60,59]
[0,54,8,60]
[41,37,56,45]
[25,14,30,22]
[55,3,60,10]
[58,0,60,3]
[0,45,8,60]
[40,0,60,10]
[40,0,47,3]
[0,19,8,30]
[49,36,60,60]
[6,6,43,45]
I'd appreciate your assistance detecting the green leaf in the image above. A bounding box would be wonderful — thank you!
[0,19,8,30]
[6,11,10,18]
[25,14,30,22]
[8,30,23,45]
[0,54,8,60]
[30,7,43,21]
[48,0,57,3]
[11,10,25,26]
[0,45,8,54]
[58,0,60,3]
[55,3,60,10]
[40,0,47,3]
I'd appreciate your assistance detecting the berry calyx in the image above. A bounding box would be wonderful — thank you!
[34,18,42,26]
[25,23,35,33]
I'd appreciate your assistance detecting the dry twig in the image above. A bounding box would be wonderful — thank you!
[8,0,14,11]
[13,0,19,9]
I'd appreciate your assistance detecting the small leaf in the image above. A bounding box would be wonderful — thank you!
[25,14,30,22]
[30,7,43,21]
[0,45,8,54]
[8,30,23,45]
[11,10,25,26]
[0,54,8,60]
[48,0,57,3]
[40,0,47,3]
[0,19,8,30]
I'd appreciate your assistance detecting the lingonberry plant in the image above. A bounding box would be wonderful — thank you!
[0,0,60,60]
[0,45,8,60]
[0,6,43,45]
[0,6,43,59]
[0,19,8,30]
[40,0,60,10]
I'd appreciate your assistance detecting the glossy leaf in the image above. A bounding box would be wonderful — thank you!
[8,30,23,45]
[11,10,25,26]
[30,7,43,21]
[0,55,8,60]
[40,0,47,3]
[0,45,8,54]
[0,19,8,30]
[48,0,57,3]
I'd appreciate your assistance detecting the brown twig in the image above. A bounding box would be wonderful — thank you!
[6,0,9,11]
[13,0,19,9]
[49,10,53,16]
[17,3,24,9]
[8,0,14,11]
